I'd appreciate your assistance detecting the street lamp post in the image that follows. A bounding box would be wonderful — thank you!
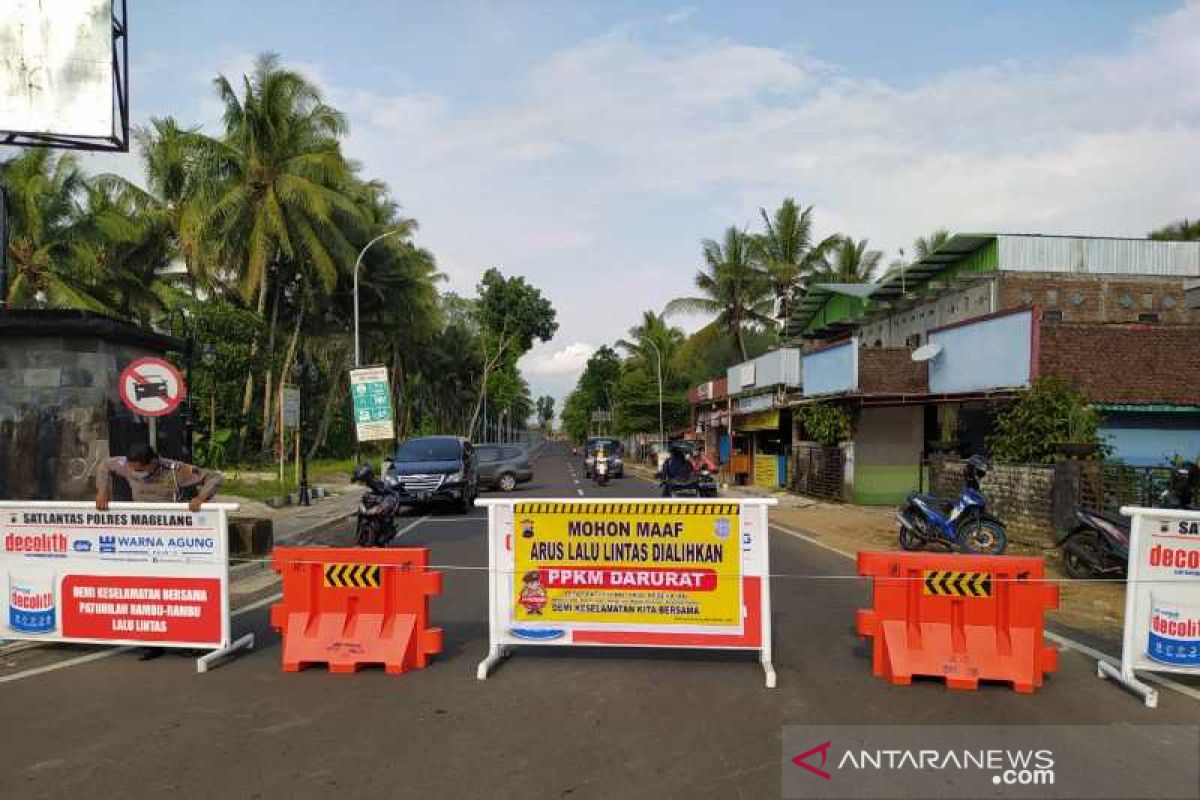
[644,340,665,450]
[353,229,406,368]
[295,352,316,506]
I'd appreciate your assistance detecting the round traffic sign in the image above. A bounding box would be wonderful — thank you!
[118,357,186,417]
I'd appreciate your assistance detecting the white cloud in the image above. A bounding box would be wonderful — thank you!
[519,341,596,376]
[77,3,1200,405]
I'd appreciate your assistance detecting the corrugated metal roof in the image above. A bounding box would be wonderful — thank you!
[997,235,1200,276]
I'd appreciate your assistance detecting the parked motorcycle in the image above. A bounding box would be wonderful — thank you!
[351,464,402,547]
[1057,461,1198,579]
[897,455,1008,555]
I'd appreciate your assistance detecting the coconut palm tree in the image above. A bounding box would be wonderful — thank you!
[666,227,774,361]
[817,236,883,284]
[0,148,109,311]
[752,198,839,324]
[914,228,952,259]
[189,52,365,454]
[616,310,686,380]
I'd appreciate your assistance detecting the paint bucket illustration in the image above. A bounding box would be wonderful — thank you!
[1147,593,1200,667]
[7,570,56,635]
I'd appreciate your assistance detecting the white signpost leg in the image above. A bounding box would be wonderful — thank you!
[477,502,508,680]
[196,507,255,673]
[759,504,776,689]
[1097,659,1157,708]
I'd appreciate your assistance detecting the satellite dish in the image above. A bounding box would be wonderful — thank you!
[911,342,943,362]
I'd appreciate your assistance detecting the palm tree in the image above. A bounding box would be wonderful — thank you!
[817,236,883,283]
[666,227,773,361]
[0,149,109,310]
[913,228,952,259]
[752,198,839,324]
[616,310,685,380]
[190,52,365,454]
[1149,219,1200,241]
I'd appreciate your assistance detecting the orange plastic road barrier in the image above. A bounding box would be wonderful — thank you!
[855,552,1059,693]
[269,547,443,674]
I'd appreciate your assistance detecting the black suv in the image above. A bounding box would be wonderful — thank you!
[384,436,479,513]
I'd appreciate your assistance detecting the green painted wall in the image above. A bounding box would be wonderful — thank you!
[941,239,999,283]
[853,463,920,505]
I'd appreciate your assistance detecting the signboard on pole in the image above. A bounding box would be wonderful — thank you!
[349,366,394,442]
[118,357,185,417]
[0,501,253,672]
[1099,506,1200,707]
[281,385,301,430]
[476,498,777,686]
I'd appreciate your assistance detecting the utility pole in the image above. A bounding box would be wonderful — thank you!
[645,340,665,449]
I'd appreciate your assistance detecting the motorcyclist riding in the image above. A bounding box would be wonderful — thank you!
[660,444,696,497]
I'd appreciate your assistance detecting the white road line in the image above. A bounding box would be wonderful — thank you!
[0,590,286,684]
[576,488,585,496]
[768,520,1200,707]
[396,513,433,537]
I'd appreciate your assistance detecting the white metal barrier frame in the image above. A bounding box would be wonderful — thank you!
[1098,506,1200,707]
[476,497,778,687]
[0,501,253,673]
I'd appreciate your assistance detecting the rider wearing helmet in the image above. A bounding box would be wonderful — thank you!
[660,444,696,496]
[1163,461,1199,508]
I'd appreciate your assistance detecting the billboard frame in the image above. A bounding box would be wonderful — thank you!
[0,0,130,153]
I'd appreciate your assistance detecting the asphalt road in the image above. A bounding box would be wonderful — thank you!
[1,444,1198,800]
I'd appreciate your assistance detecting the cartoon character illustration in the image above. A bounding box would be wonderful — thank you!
[518,571,547,615]
[521,518,535,539]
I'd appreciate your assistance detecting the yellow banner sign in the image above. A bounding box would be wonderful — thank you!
[512,502,741,627]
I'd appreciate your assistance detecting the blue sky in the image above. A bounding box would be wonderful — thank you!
[86,0,1200,407]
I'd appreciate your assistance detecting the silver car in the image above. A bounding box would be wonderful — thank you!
[476,444,534,492]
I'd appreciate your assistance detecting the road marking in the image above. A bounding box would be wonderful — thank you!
[0,590,286,684]
[767,520,1200,707]
[576,488,584,496]
[396,513,433,537]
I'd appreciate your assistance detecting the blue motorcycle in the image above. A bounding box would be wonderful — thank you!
[897,456,1008,555]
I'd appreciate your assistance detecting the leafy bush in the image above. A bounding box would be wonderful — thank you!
[798,402,852,447]
[987,377,1105,464]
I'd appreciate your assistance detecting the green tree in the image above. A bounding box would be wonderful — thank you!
[615,310,685,381]
[818,236,883,283]
[535,395,556,430]
[988,378,1105,464]
[468,268,558,437]
[1148,218,1200,241]
[752,198,838,323]
[913,228,952,259]
[666,227,773,361]
[0,149,106,310]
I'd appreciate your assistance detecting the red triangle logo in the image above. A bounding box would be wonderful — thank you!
[792,741,832,780]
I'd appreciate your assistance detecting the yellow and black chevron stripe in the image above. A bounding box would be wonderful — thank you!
[515,502,739,516]
[323,563,382,588]
[921,569,992,598]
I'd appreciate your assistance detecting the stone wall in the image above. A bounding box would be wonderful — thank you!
[929,457,1055,548]
[0,311,184,500]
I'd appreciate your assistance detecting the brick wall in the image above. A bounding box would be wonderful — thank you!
[1038,323,1200,404]
[930,458,1055,548]
[1000,273,1200,325]
[858,347,929,394]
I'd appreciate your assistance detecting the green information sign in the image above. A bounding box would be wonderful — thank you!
[349,366,394,442]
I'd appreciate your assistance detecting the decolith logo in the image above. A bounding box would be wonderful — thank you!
[5,532,69,554]
[792,741,832,780]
